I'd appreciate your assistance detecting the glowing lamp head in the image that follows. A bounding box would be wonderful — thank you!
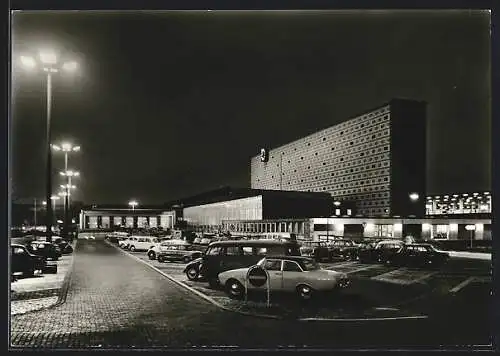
[409,193,420,201]
[62,142,72,151]
[128,200,138,207]
[73,146,81,152]
[62,61,78,72]
[39,51,57,65]
[20,55,36,69]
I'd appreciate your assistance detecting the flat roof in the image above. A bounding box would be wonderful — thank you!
[209,239,297,247]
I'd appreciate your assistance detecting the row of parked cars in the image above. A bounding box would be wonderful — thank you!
[11,236,74,280]
[300,238,450,268]
[108,231,450,301]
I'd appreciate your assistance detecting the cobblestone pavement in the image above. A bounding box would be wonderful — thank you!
[10,238,493,349]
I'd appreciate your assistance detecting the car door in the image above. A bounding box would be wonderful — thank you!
[221,246,242,271]
[262,258,283,291]
[404,246,417,266]
[282,260,304,291]
[415,246,429,266]
[11,246,28,272]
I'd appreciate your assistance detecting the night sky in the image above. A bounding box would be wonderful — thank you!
[11,10,491,205]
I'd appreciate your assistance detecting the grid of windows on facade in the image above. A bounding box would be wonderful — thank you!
[183,196,263,227]
[251,105,392,216]
[223,220,310,239]
[425,192,492,215]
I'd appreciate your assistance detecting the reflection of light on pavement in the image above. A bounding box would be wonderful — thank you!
[449,277,476,293]
[346,265,380,274]
[371,268,438,285]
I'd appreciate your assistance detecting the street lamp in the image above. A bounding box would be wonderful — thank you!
[52,142,80,238]
[60,169,80,237]
[19,50,79,242]
[465,224,476,249]
[409,193,420,202]
[128,200,138,212]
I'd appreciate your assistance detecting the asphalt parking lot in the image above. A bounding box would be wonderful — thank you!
[120,243,491,321]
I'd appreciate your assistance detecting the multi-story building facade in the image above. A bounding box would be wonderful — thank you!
[251,98,427,217]
[426,191,492,216]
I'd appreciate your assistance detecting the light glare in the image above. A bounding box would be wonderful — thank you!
[39,51,57,65]
[20,56,36,69]
[62,61,78,72]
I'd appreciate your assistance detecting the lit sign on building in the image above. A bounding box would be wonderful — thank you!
[260,148,269,162]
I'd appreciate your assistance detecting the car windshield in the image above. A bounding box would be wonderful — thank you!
[299,259,320,271]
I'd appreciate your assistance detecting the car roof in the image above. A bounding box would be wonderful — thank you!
[263,255,315,262]
[11,243,26,248]
[377,240,403,244]
[209,239,297,247]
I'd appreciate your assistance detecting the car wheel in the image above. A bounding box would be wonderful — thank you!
[185,266,199,281]
[182,256,191,264]
[296,284,314,301]
[225,279,245,299]
[130,245,136,252]
[148,251,156,260]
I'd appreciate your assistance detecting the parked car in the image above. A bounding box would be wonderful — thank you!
[127,236,159,252]
[56,240,74,254]
[218,256,350,300]
[389,243,450,268]
[26,241,62,261]
[327,239,360,260]
[118,236,130,248]
[155,240,203,263]
[188,239,301,288]
[299,241,330,262]
[11,244,50,277]
[147,239,184,260]
[358,239,405,264]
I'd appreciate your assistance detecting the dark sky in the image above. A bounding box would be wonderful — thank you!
[11,10,491,205]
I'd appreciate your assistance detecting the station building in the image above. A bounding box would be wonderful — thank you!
[251,98,427,218]
[78,205,176,230]
[174,187,332,237]
[75,98,491,243]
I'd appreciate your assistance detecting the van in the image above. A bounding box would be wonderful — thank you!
[197,239,301,287]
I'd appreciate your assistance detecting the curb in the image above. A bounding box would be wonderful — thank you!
[106,240,282,320]
[10,239,78,316]
[109,241,429,323]
[53,239,78,307]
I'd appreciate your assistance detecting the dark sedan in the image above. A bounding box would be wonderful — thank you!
[389,243,450,268]
[11,244,47,278]
[358,240,405,264]
[327,239,359,260]
[26,241,62,261]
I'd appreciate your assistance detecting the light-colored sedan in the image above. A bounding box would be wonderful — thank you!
[218,256,350,300]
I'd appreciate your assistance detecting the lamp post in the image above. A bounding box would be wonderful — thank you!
[465,224,476,249]
[53,143,80,238]
[60,170,79,237]
[19,52,78,242]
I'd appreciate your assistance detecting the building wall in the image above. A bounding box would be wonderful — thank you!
[426,192,492,215]
[79,210,176,230]
[250,99,426,217]
[183,196,263,228]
